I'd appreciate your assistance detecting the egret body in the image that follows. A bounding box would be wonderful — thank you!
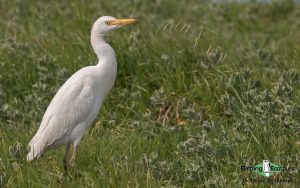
[27,16,137,169]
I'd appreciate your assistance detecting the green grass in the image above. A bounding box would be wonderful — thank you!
[1,0,300,187]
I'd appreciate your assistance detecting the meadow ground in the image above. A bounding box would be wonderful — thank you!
[1,0,300,187]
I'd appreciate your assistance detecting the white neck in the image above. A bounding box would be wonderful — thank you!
[90,33,116,64]
[90,31,118,95]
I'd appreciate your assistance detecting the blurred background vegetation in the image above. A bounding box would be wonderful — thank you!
[0,0,300,187]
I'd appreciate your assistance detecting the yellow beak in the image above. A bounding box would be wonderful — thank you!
[107,19,137,26]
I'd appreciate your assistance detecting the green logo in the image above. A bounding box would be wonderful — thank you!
[241,160,294,178]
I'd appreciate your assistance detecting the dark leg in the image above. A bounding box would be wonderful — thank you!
[63,144,71,173]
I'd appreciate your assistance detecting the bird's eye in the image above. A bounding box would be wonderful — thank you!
[105,21,110,25]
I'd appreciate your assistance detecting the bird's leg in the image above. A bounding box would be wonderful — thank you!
[63,144,71,173]
[70,144,78,167]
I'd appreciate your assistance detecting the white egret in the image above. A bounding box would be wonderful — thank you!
[27,16,137,170]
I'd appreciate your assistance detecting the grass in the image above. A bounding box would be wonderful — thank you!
[1,0,300,187]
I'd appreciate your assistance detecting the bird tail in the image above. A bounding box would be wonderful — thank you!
[27,134,47,162]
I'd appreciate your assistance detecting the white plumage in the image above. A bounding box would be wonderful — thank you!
[27,16,137,169]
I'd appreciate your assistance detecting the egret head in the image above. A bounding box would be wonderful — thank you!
[91,16,137,35]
